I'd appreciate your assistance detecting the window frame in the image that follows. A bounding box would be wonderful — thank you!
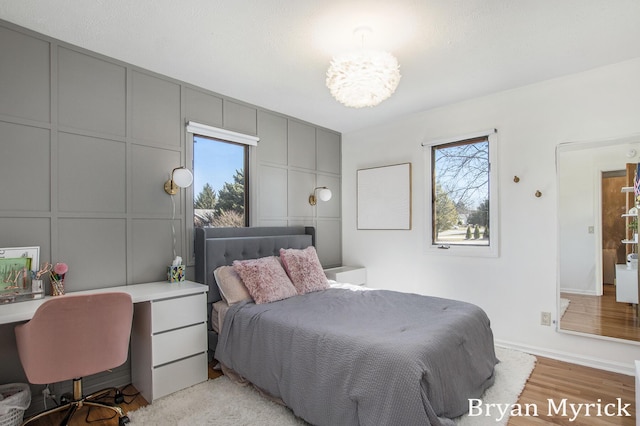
[192,134,250,228]
[185,122,259,265]
[422,129,499,257]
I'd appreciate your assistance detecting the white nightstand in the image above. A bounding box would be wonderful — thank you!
[324,266,367,286]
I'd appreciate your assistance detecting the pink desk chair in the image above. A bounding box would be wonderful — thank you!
[15,292,133,425]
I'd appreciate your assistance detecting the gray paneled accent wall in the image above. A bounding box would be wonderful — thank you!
[256,111,342,266]
[0,19,341,408]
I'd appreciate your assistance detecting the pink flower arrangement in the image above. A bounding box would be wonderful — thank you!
[53,262,68,276]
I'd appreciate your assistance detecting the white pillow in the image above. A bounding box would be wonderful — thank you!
[213,265,252,305]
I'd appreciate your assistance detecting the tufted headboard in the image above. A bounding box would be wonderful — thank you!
[194,226,316,356]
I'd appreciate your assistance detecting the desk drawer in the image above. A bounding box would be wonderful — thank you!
[152,293,206,333]
[153,322,207,366]
[153,352,207,400]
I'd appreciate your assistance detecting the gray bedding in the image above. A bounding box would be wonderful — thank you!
[216,288,497,426]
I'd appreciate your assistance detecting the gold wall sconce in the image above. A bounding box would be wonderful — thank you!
[309,187,332,206]
[164,167,194,195]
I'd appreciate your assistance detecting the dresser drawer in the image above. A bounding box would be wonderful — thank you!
[153,322,207,366]
[152,293,206,333]
[153,352,207,400]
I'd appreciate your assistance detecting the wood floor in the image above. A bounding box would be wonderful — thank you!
[511,357,635,425]
[560,284,640,341]
[22,365,222,426]
[25,359,634,425]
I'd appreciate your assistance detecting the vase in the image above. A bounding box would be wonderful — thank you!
[51,277,65,296]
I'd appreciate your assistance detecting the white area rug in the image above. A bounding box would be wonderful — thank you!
[128,347,535,426]
[456,347,536,426]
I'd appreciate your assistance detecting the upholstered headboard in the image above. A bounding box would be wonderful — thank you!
[194,226,315,356]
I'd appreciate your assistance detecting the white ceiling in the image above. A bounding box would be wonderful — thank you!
[1,0,639,133]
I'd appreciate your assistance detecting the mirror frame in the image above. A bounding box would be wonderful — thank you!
[556,133,640,344]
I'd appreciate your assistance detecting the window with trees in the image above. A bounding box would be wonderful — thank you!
[424,130,498,256]
[193,135,248,228]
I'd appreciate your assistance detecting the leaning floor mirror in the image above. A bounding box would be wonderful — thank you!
[557,134,640,343]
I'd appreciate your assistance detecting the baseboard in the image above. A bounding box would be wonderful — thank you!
[495,339,635,376]
[558,288,599,296]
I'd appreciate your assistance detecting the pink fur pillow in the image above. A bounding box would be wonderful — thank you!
[232,256,297,304]
[280,246,329,295]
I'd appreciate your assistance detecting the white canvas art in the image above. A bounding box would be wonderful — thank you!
[357,163,411,230]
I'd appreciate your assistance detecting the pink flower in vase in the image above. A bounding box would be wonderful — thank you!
[53,262,68,277]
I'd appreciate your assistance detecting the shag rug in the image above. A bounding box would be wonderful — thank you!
[128,347,536,426]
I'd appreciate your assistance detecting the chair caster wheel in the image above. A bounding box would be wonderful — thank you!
[119,415,130,425]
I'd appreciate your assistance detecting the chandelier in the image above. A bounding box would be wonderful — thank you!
[325,27,401,109]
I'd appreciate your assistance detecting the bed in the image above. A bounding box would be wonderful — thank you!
[195,226,497,426]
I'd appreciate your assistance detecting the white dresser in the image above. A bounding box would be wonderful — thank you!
[130,284,208,403]
[615,264,638,304]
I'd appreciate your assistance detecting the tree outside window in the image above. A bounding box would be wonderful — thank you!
[193,135,248,228]
[431,137,490,246]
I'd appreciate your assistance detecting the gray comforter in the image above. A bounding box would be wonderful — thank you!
[216,288,497,426]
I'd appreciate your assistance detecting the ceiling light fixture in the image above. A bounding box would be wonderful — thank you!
[326,27,401,108]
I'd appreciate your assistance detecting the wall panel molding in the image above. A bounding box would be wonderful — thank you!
[0,17,342,405]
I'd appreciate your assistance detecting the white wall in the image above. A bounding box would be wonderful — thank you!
[342,57,640,374]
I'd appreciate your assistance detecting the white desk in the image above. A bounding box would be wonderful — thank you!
[0,281,206,324]
[0,280,209,403]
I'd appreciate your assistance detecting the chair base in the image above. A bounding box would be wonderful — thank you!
[22,381,130,426]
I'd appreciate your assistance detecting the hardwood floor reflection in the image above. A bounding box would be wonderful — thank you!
[560,284,640,341]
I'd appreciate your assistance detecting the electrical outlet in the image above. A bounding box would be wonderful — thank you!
[540,312,551,326]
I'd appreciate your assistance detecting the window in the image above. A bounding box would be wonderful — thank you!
[188,121,258,229]
[193,135,248,227]
[423,130,498,256]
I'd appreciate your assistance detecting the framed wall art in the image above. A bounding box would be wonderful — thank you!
[357,163,412,230]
